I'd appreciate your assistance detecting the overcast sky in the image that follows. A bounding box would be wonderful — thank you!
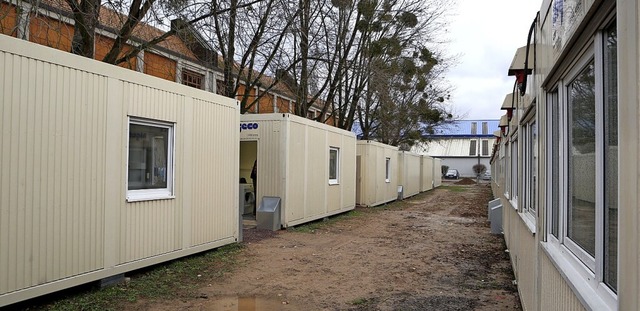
[445,0,543,120]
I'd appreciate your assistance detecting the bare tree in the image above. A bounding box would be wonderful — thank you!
[204,0,299,113]
[21,0,455,141]
[353,0,455,147]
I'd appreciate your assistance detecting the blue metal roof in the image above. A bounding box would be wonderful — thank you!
[428,120,500,137]
[350,121,364,139]
[351,119,499,139]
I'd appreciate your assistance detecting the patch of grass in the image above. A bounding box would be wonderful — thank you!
[440,185,467,193]
[351,297,369,305]
[289,209,364,233]
[30,243,244,311]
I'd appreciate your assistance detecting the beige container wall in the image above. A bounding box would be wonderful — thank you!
[420,155,434,192]
[512,207,537,311]
[488,2,631,311]
[539,253,586,310]
[433,158,442,187]
[397,151,421,198]
[500,191,587,311]
[240,114,356,228]
[355,141,399,207]
[0,35,239,306]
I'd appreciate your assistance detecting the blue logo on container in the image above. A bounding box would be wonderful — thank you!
[240,123,259,132]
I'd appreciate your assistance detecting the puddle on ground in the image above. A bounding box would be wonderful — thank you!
[204,296,303,311]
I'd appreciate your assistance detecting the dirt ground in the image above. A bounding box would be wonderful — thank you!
[130,180,520,310]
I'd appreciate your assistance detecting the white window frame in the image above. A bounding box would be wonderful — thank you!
[519,113,537,232]
[563,50,597,272]
[504,140,511,199]
[329,147,340,185]
[542,18,618,308]
[547,90,561,240]
[126,117,175,202]
[385,157,391,183]
[510,133,518,209]
[498,139,505,187]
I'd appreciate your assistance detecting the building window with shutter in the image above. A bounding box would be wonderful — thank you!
[469,140,477,156]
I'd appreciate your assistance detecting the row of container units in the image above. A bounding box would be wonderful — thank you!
[239,113,356,228]
[355,141,441,207]
[489,1,640,310]
[0,35,240,306]
[0,31,438,306]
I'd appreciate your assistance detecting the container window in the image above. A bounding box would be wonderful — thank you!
[329,147,340,185]
[568,59,596,258]
[385,157,391,182]
[544,18,618,297]
[603,20,618,291]
[127,118,174,201]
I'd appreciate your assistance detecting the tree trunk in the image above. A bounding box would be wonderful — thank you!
[67,0,100,58]
[224,0,237,100]
[296,0,310,117]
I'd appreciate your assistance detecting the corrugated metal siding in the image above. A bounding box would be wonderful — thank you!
[305,125,326,217]
[189,98,238,246]
[1,52,107,293]
[123,200,177,262]
[1,35,239,305]
[539,253,586,311]
[421,156,434,192]
[283,116,357,225]
[399,152,421,197]
[265,120,284,214]
[500,193,585,311]
[338,134,356,211]
[516,219,537,311]
[385,148,399,202]
[355,141,399,207]
[242,114,355,227]
[355,144,370,205]
[125,82,182,122]
[433,158,442,187]
[327,132,342,213]
[122,83,184,262]
[419,138,496,157]
[285,121,305,222]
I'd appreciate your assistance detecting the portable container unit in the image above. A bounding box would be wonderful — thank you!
[420,155,434,192]
[239,113,356,228]
[433,158,443,187]
[355,140,399,207]
[0,35,239,307]
[397,151,422,198]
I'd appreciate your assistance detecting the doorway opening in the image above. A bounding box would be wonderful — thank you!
[240,141,257,222]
